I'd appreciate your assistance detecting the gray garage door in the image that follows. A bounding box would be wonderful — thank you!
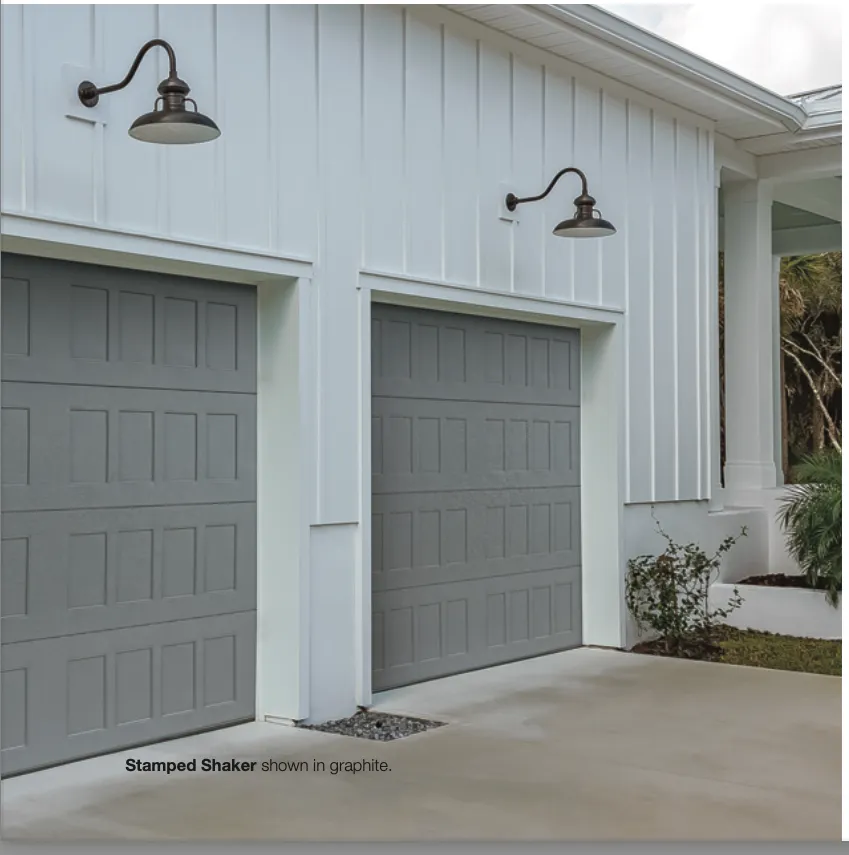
[371,305,581,691]
[1,255,257,775]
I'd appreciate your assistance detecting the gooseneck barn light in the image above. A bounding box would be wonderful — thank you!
[78,39,220,144]
[505,167,616,238]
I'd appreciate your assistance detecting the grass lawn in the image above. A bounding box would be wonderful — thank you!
[713,625,841,677]
[633,625,841,677]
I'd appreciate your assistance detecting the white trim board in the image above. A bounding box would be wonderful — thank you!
[0,233,312,729]
[360,269,624,329]
[354,269,629,705]
[0,212,313,285]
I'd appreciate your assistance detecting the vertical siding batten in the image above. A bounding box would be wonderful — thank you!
[709,132,717,497]
[568,76,577,301]
[359,5,367,269]
[708,131,717,498]
[508,51,516,293]
[694,127,704,498]
[623,99,631,501]
[672,119,680,499]
[439,23,447,282]
[314,267,324,521]
[24,4,35,211]
[649,110,657,501]
[540,65,548,295]
[266,5,277,253]
[212,5,225,245]
[596,88,604,306]
[401,8,408,274]
[475,38,482,288]
[315,4,321,263]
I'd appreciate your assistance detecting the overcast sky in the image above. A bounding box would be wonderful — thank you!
[598,3,842,96]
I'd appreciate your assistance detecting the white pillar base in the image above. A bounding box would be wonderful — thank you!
[724,460,779,493]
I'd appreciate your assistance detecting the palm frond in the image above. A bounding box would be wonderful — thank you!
[792,450,842,486]
[777,449,842,607]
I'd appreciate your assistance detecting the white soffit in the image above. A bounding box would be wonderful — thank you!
[443,4,841,155]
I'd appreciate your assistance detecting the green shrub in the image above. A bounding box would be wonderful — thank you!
[778,449,842,607]
[625,512,747,654]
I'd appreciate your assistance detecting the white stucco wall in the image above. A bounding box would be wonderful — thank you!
[1,4,721,721]
[711,583,841,640]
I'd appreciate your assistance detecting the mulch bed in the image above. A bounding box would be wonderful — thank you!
[632,625,841,676]
[297,709,446,742]
[633,632,725,663]
[738,572,839,593]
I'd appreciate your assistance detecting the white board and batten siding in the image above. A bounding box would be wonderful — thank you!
[1,3,716,507]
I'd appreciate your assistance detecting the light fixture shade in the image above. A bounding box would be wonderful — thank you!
[129,107,220,144]
[553,194,616,238]
[552,215,617,238]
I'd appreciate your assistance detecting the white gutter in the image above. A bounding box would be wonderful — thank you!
[801,111,843,131]
[532,4,809,132]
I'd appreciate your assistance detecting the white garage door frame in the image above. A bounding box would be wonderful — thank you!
[355,269,628,707]
[0,214,316,744]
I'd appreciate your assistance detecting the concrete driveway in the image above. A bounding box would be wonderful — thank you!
[1,649,840,841]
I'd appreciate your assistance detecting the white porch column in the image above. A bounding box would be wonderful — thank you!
[722,179,780,493]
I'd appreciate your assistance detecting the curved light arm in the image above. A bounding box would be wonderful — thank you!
[505,167,590,211]
[78,39,180,107]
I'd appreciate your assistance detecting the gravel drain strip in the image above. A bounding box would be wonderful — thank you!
[298,709,446,741]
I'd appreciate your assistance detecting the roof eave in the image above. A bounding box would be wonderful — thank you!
[537,4,809,131]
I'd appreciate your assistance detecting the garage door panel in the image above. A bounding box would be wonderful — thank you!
[372,398,579,493]
[1,256,256,393]
[0,611,256,776]
[2,384,256,512]
[372,304,580,407]
[372,566,581,690]
[2,504,256,644]
[372,486,581,589]
[2,256,257,775]
[372,304,581,690]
